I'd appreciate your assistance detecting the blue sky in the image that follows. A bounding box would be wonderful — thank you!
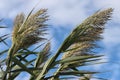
[0,0,120,80]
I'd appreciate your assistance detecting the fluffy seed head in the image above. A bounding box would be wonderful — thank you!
[12,9,48,52]
[62,8,113,59]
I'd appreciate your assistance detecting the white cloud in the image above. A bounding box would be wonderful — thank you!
[0,0,120,80]
[0,28,11,36]
[92,0,120,22]
[0,0,119,28]
[103,26,120,47]
[0,0,120,26]
[0,0,90,26]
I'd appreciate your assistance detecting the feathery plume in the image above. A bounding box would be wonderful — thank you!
[3,9,49,80]
[62,8,113,59]
[12,9,48,53]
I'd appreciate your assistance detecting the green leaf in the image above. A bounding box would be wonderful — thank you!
[11,67,42,73]
[58,71,99,75]
[9,59,36,79]
[0,26,7,28]
[0,34,9,46]
[0,49,8,56]
[56,55,103,64]
[11,57,35,76]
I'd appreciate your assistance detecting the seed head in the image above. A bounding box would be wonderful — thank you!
[12,9,48,52]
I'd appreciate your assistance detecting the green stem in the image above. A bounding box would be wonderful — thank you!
[35,35,71,80]
[2,43,15,80]
[50,65,63,80]
[35,49,61,80]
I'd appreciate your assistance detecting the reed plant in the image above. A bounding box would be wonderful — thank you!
[0,8,113,80]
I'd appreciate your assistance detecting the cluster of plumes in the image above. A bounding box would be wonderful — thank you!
[12,9,48,53]
[62,8,113,59]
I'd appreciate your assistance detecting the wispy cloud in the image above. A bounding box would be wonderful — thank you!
[0,0,89,26]
[0,0,120,80]
[93,0,120,22]
[0,0,120,24]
